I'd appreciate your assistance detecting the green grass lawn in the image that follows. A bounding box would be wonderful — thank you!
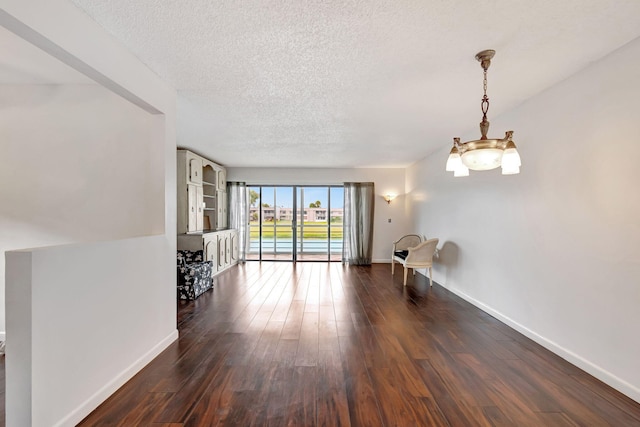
[250,220,343,239]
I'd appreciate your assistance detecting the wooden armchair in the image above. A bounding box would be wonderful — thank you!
[392,237,439,287]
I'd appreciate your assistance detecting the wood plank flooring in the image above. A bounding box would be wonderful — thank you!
[43,262,640,425]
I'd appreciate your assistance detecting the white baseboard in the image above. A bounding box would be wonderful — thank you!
[372,259,391,263]
[447,285,640,404]
[0,331,5,341]
[54,329,179,427]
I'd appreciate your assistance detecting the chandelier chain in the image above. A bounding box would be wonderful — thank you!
[481,68,489,118]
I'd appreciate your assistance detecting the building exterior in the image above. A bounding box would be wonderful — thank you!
[250,206,343,222]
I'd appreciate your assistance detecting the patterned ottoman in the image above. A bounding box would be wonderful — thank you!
[177,250,213,300]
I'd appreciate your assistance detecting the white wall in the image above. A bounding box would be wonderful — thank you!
[406,37,640,402]
[1,1,178,425]
[6,237,176,426]
[0,84,164,334]
[227,167,408,262]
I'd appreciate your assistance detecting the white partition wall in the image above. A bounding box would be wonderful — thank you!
[406,37,640,403]
[1,1,177,425]
[6,238,177,426]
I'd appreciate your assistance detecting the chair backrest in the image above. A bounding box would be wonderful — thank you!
[402,238,439,267]
[416,238,439,258]
[394,234,423,250]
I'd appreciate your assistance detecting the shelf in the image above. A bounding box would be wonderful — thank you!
[203,194,216,199]
[203,208,216,211]
[202,180,216,186]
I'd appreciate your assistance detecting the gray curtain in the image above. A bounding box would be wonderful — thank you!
[227,181,249,262]
[343,182,375,265]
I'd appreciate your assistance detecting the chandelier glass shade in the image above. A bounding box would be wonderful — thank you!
[446,50,521,176]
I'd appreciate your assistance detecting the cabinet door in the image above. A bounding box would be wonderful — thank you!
[196,186,204,231]
[224,233,231,265]
[231,231,239,262]
[216,190,228,229]
[189,157,203,185]
[187,184,204,232]
[217,168,226,189]
[217,235,225,270]
[222,192,228,228]
[187,184,198,233]
[205,239,217,269]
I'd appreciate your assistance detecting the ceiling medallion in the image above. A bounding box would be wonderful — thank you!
[446,50,521,176]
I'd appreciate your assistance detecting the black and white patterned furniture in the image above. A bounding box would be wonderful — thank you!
[177,250,213,300]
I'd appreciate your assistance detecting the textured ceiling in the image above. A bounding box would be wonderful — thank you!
[70,0,640,168]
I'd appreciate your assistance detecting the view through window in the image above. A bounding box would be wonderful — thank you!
[248,185,344,261]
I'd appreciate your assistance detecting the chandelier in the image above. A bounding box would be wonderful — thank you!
[446,50,521,176]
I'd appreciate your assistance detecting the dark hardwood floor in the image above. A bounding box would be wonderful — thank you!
[10,262,640,426]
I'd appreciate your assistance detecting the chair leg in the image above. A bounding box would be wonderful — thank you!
[403,267,408,286]
[429,267,433,287]
[391,258,395,275]
[413,269,416,276]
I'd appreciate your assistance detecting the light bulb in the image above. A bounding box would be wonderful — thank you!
[446,147,462,172]
[501,139,521,169]
[454,164,469,177]
[501,165,520,175]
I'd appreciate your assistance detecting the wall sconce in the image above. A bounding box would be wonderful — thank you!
[383,194,396,204]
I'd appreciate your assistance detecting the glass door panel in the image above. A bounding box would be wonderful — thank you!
[329,186,344,261]
[247,186,261,260]
[255,186,295,261]
[296,187,329,261]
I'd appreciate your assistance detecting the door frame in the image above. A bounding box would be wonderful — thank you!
[248,185,343,262]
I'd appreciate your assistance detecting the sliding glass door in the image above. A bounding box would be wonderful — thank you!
[295,187,343,261]
[248,186,294,261]
[248,185,343,261]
